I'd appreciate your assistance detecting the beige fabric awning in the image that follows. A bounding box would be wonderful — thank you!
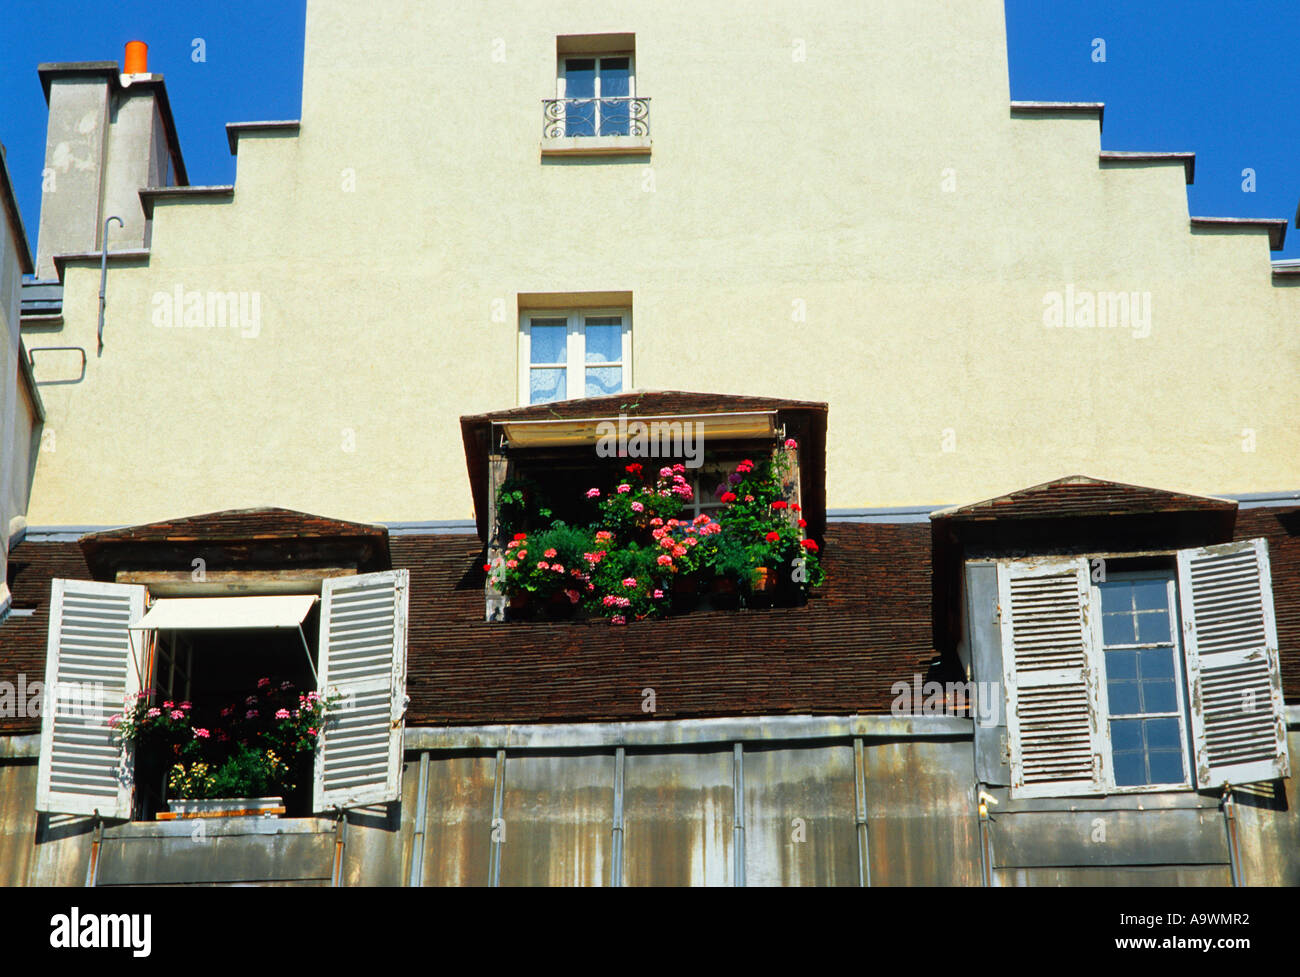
[130,594,318,631]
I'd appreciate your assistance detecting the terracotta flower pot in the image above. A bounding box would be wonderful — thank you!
[751,567,776,593]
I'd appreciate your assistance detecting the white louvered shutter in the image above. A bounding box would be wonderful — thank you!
[999,559,1104,797]
[1176,539,1289,787]
[36,580,146,818]
[314,570,409,810]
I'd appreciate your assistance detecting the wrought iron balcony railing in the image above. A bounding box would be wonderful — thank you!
[542,97,650,139]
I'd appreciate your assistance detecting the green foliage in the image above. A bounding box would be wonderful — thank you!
[494,476,553,543]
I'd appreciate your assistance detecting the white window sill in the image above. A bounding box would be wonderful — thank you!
[541,135,652,157]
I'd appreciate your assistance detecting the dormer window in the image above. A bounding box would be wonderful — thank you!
[947,477,1290,799]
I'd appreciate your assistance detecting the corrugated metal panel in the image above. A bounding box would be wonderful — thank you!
[499,752,614,886]
[990,808,1228,868]
[860,739,981,886]
[1001,865,1232,886]
[1231,729,1300,886]
[94,819,335,886]
[417,753,495,886]
[0,761,37,886]
[742,743,858,886]
[623,747,734,886]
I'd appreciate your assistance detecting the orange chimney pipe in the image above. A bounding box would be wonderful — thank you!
[124,40,148,74]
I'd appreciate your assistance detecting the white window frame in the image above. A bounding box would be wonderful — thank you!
[518,309,632,405]
[558,54,636,137]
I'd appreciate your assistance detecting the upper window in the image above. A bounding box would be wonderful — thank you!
[543,34,649,154]
[519,310,630,405]
[558,56,634,137]
[998,539,1289,798]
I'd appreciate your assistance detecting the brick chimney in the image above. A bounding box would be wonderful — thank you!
[33,42,187,280]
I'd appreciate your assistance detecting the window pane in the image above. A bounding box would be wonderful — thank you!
[530,367,566,404]
[1148,750,1184,785]
[565,59,596,98]
[1099,579,1133,615]
[530,321,567,364]
[585,366,622,397]
[585,323,622,363]
[1107,681,1141,715]
[1139,647,1174,679]
[564,59,596,136]
[1141,678,1178,713]
[1136,611,1170,644]
[1132,578,1167,611]
[1145,717,1182,751]
[1112,750,1146,787]
[598,60,630,135]
[1105,649,1138,680]
[1111,718,1143,754]
[1102,612,1135,646]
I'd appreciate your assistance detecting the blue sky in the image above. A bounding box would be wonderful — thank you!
[3,1,1298,260]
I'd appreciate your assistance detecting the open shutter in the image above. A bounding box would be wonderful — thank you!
[36,579,145,818]
[1177,539,1289,787]
[999,559,1104,797]
[314,570,409,810]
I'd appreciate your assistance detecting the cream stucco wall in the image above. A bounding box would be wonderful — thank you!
[23,0,1300,526]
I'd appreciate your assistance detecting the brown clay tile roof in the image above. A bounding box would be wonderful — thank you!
[934,475,1236,521]
[4,505,1298,737]
[80,507,386,544]
[0,523,933,734]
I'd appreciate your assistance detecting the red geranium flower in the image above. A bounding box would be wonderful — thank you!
[625,463,643,475]
[771,501,787,510]
[720,491,737,504]
[765,531,780,543]
[482,563,491,572]
[512,532,527,541]
[798,519,807,528]
[791,503,802,512]
[800,539,819,552]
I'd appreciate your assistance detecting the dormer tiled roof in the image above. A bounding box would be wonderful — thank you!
[931,475,1236,522]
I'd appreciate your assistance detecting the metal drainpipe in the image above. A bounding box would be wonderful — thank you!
[732,742,745,887]
[977,783,994,887]
[489,748,507,887]
[611,746,625,887]
[331,809,347,887]
[83,814,103,887]
[1221,784,1243,887]
[407,751,430,887]
[97,216,123,355]
[853,737,871,887]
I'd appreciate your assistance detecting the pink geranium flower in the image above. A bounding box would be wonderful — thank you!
[622,577,637,587]
[586,488,600,499]
[544,548,557,558]
[276,709,291,719]
[193,727,210,739]
[630,502,644,512]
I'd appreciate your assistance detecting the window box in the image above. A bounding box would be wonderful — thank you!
[159,797,285,820]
